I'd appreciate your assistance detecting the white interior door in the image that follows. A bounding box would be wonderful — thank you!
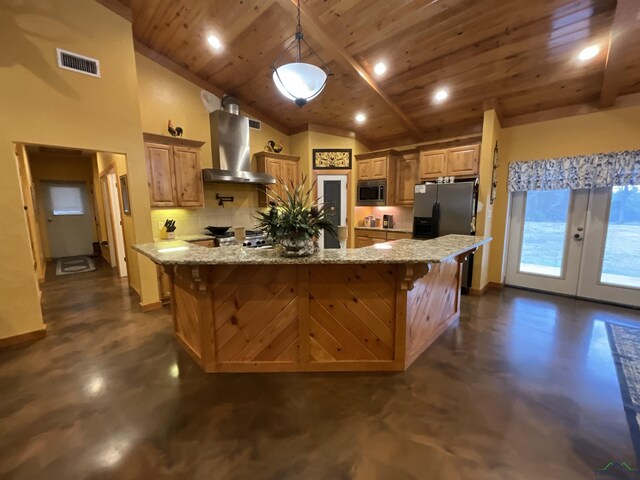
[100,176,116,267]
[317,175,347,249]
[107,172,127,277]
[578,185,640,307]
[42,181,95,258]
[506,189,588,295]
[506,186,640,307]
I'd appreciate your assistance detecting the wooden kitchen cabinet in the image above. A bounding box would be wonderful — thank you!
[370,157,388,179]
[354,228,412,248]
[356,156,388,181]
[419,144,480,180]
[447,145,480,177]
[255,152,300,206]
[395,151,419,206]
[419,149,447,179]
[143,133,205,208]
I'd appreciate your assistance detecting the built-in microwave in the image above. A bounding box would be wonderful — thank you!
[357,180,386,206]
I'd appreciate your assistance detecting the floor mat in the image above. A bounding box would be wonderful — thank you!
[607,322,640,463]
[55,256,96,276]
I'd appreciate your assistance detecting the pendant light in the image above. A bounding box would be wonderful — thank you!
[272,0,332,107]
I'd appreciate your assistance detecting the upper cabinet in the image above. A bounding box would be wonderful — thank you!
[355,150,400,205]
[447,145,480,177]
[419,144,479,180]
[255,152,300,206]
[419,149,447,179]
[144,133,205,208]
[395,151,419,206]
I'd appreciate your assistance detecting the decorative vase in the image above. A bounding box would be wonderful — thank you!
[278,236,315,257]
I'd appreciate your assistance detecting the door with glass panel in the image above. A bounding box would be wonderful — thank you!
[505,186,640,307]
[578,186,640,306]
[505,189,588,296]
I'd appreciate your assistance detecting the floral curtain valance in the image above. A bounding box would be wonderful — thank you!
[507,149,640,192]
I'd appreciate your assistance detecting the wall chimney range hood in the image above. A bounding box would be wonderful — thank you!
[202,97,275,185]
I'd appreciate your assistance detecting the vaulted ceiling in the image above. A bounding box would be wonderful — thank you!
[110,0,640,148]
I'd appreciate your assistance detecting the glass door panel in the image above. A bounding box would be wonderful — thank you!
[506,189,588,296]
[578,186,640,307]
[519,189,571,277]
[600,186,640,288]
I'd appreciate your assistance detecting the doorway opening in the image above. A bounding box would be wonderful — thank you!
[14,143,129,282]
[505,186,640,308]
[315,173,349,249]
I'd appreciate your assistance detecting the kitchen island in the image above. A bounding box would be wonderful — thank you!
[134,235,490,373]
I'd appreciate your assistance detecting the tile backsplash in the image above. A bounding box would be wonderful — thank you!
[151,206,262,238]
[354,206,413,230]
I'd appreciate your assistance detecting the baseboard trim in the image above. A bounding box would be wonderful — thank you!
[0,327,46,348]
[140,301,163,312]
[468,282,504,296]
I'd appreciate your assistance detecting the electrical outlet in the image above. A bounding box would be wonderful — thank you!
[157,221,165,230]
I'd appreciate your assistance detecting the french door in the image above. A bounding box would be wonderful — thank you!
[506,186,640,307]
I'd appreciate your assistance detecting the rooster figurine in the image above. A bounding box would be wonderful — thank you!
[168,120,183,137]
[265,139,283,153]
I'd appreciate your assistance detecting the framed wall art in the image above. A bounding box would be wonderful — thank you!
[312,149,352,170]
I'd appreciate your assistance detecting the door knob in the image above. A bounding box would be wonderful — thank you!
[47,218,53,223]
[573,232,583,241]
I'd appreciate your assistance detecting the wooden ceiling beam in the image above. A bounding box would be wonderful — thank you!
[503,92,640,128]
[281,0,423,141]
[600,0,640,107]
[482,98,504,126]
[133,41,291,136]
[94,0,132,22]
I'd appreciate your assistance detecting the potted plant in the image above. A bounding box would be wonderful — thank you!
[255,175,336,256]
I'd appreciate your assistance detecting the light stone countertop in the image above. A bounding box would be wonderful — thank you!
[152,234,213,243]
[354,226,414,234]
[134,235,490,266]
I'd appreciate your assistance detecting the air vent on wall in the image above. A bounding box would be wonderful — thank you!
[248,119,261,130]
[56,48,101,78]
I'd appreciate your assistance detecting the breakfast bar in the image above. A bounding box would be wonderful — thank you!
[134,235,490,373]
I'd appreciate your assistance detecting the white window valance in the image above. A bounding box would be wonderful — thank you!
[507,149,640,192]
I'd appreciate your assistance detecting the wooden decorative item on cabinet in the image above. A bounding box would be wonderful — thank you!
[255,152,300,207]
[395,150,419,206]
[143,133,205,208]
[419,144,480,180]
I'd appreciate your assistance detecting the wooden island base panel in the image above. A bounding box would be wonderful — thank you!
[168,257,465,373]
[134,235,490,373]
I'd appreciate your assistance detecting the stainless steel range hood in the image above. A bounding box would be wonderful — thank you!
[203,104,275,185]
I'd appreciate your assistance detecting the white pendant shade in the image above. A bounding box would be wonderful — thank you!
[273,62,327,106]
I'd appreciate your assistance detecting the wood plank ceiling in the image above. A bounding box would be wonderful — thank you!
[116,0,640,148]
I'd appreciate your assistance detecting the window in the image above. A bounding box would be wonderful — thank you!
[50,184,85,216]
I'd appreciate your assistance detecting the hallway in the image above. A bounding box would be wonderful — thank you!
[0,263,638,479]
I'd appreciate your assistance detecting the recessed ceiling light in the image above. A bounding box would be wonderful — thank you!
[207,35,222,50]
[373,62,387,76]
[355,112,366,123]
[434,88,449,103]
[578,45,599,61]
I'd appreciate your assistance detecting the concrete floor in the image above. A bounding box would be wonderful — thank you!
[0,259,638,479]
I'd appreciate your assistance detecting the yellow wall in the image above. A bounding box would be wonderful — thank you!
[471,110,500,290]
[489,105,640,283]
[28,153,98,259]
[96,151,141,290]
[289,131,368,247]
[0,0,160,339]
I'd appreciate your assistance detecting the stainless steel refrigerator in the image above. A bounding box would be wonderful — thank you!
[412,181,477,290]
